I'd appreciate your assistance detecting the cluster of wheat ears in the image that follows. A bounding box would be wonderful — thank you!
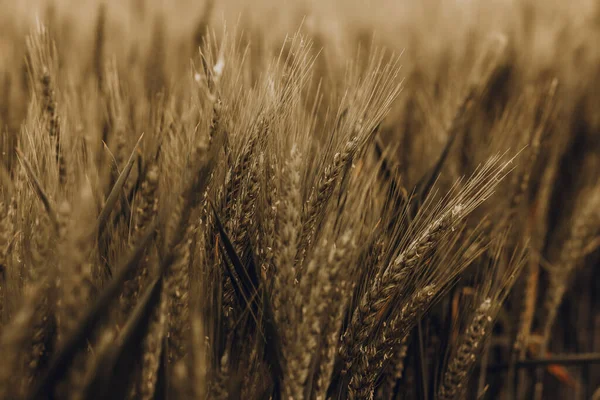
[0,1,599,399]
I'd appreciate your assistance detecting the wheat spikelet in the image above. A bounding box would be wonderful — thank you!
[208,97,223,146]
[134,164,160,241]
[313,235,355,399]
[348,285,437,400]
[438,299,493,400]
[166,223,193,368]
[0,280,50,398]
[257,156,277,278]
[235,154,260,252]
[119,164,160,319]
[222,131,258,223]
[377,335,409,399]
[24,286,55,396]
[137,288,167,400]
[55,199,72,343]
[55,184,95,344]
[26,22,65,186]
[272,144,302,335]
[296,134,360,267]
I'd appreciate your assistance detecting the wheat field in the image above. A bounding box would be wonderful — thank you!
[0,0,599,399]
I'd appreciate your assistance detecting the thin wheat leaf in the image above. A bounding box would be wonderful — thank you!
[212,204,258,299]
[212,205,283,392]
[16,148,58,231]
[97,133,144,239]
[218,248,249,311]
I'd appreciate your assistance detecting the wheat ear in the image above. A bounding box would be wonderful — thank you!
[272,144,302,339]
[348,285,437,400]
[438,299,493,400]
[296,135,360,267]
[340,205,462,375]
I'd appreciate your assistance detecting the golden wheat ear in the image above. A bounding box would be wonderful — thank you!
[438,298,494,400]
